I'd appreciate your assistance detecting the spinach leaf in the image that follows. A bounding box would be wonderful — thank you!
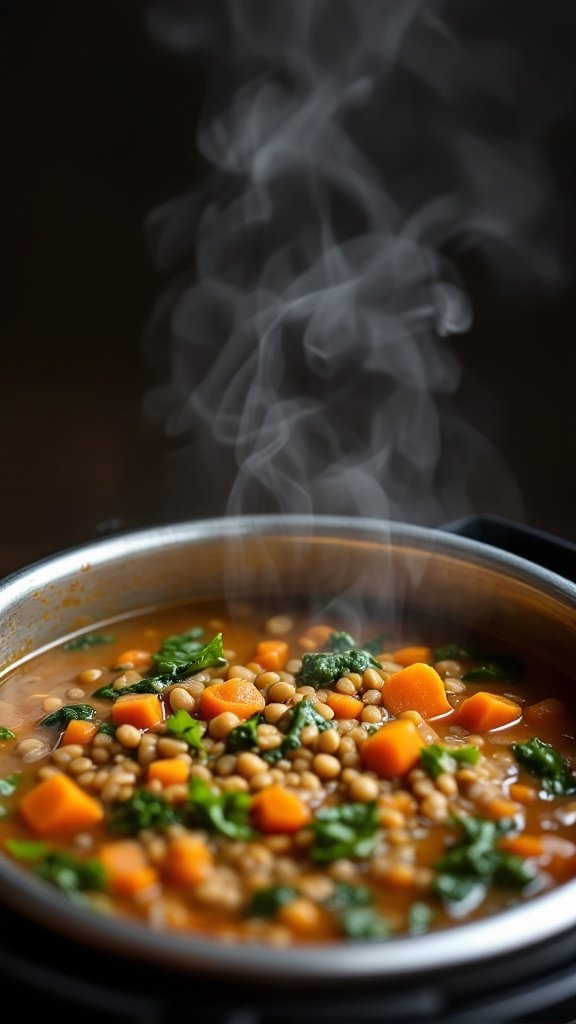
[433,644,478,662]
[64,633,114,651]
[340,907,390,940]
[225,713,263,754]
[281,700,332,752]
[34,852,105,899]
[433,874,482,906]
[246,884,298,918]
[152,626,206,672]
[360,635,389,656]
[327,631,357,652]
[4,839,50,860]
[165,710,206,758]
[420,744,480,780]
[94,634,226,701]
[311,801,379,863]
[296,649,380,689]
[325,883,374,911]
[0,727,15,741]
[97,722,116,737]
[407,902,435,934]
[0,772,20,797]
[39,704,96,728]
[512,737,576,796]
[186,776,254,840]
[433,815,535,907]
[462,654,523,682]
[109,789,182,835]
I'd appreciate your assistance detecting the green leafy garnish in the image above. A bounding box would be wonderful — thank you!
[186,776,254,840]
[97,722,116,737]
[281,700,332,751]
[4,839,50,860]
[327,631,357,652]
[462,655,523,682]
[433,816,535,906]
[420,744,480,780]
[296,649,380,689]
[39,704,97,728]
[340,907,390,940]
[360,635,389,656]
[225,713,263,754]
[94,634,226,701]
[109,789,182,835]
[325,883,374,911]
[311,802,378,863]
[407,902,435,934]
[0,773,20,797]
[34,852,105,900]
[512,737,576,796]
[152,626,206,672]
[246,884,298,918]
[165,710,206,758]
[433,644,478,662]
[63,633,114,651]
[0,727,15,741]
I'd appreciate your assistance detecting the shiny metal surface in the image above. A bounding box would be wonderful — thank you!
[0,514,575,983]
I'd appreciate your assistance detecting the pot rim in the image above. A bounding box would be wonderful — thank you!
[1,513,575,982]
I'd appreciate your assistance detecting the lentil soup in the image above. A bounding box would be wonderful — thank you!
[0,600,575,946]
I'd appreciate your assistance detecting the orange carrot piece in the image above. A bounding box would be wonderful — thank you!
[361,718,425,778]
[165,835,213,887]
[509,783,538,805]
[147,758,190,786]
[19,773,104,836]
[253,640,289,671]
[115,649,152,668]
[199,678,265,721]
[61,719,98,746]
[381,663,453,720]
[298,625,333,650]
[391,646,432,668]
[100,840,158,896]
[499,833,545,859]
[524,698,571,729]
[251,785,311,833]
[454,691,521,732]
[325,691,363,719]
[111,693,164,730]
[483,797,522,821]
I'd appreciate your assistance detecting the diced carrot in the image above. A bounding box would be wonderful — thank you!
[361,718,425,778]
[164,835,213,887]
[325,691,363,719]
[376,863,420,889]
[483,797,522,821]
[100,840,158,896]
[277,897,325,935]
[299,625,333,647]
[199,678,265,721]
[147,758,190,786]
[391,646,432,668]
[116,649,152,668]
[381,663,453,720]
[524,698,571,729]
[498,834,576,882]
[499,833,545,859]
[251,785,311,833]
[454,691,521,732]
[253,640,289,671]
[61,719,98,746]
[509,782,538,805]
[111,693,164,730]
[19,773,103,836]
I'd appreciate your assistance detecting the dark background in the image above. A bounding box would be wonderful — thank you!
[1,0,575,578]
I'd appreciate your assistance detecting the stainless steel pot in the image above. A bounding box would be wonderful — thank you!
[0,514,575,992]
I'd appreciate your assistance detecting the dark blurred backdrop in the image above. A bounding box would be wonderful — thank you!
[0,0,575,576]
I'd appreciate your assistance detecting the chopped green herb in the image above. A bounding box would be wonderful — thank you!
[433,874,482,906]
[0,773,21,797]
[4,839,50,861]
[407,902,435,934]
[0,727,15,741]
[296,649,380,690]
[109,789,182,835]
[462,655,523,682]
[281,700,332,752]
[34,852,105,900]
[97,722,116,737]
[327,631,357,652]
[225,713,263,754]
[39,704,97,728]
[311,801,378,863]
[325,883,374,912]
[94,634,226,701]
[152,626,206,672]
[512,737,576,796]
[165,710,206,758]
[246,884,298,918]
[420,744,480,780]
[433,815,535,907]
[186,776,254,840]
[340,907,390,940]
[433,644,478,662]
[63,633,114,651]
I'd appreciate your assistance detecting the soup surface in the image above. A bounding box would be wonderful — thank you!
[0,601,575,945]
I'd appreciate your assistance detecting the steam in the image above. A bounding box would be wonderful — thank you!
[144,0,566,525]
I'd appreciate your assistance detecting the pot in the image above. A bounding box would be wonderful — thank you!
[1,514,576,1021]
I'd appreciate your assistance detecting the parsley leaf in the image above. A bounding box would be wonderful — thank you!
[186,776,254,840]
[165,710,206,758]
[296,649,380,689]
[39,704,96,728]
[512,737,576,796]
[63,633,114,651]
[109,789,182,835]
[152,626,206,672]
[420,744,480,780]
[311,802,378,863]
[0,727,15,741]
[246,884,298,918]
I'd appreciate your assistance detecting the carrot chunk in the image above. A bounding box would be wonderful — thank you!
[454,691,521,732]
[499,833,545,859]
[147,758,190,786]
[111,693,164,730]
[165,835,213,887]
[19,773,104,836]
[199,678,265,721]
[483,797,522,821]
[381,663,453,720]
[361,718,425,778]
[509,782,538,805]
[100,840,158,896]
[251,785,311,833]
[391,646,432,668]
[61,719,98,746]
[325,691,363,719]
[116,649,152,668]
[253,640,289,671]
